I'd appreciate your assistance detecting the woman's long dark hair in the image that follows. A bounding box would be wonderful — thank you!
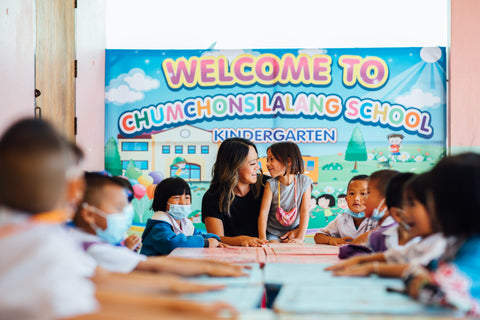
[209,138,263,214]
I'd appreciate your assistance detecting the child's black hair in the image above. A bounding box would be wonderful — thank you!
[348,174,369,186]
[402,172,432,208]
[385,172,416,209]
[319,194,335,207]
[369,169,400,196]
[82,172,130,206]
[337,193,346,199]
[268,142,304,175]
[0,118,69,213]
[151,177,191,212]
[429,153,480,237]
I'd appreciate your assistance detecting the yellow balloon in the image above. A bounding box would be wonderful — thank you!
[138,174,153,188]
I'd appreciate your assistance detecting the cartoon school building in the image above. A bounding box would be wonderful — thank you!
[117,125,218,181]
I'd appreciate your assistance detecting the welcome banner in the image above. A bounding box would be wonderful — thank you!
[105,47,446,231]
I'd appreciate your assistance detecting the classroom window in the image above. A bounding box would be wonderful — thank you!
[122,160,148,170]
[170,163,201,181]
[201,145,209,154]
[175,146,183,154]
[187,145,196,154]
[162,145,170,154]
[306,160,315,171]
[121,142,148,151]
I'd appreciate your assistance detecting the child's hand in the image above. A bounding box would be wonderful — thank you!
[327,237,351,246]
[125,234,141,251]
[332,263,374,277]
[207,238,220,248]
[324,256,362,271]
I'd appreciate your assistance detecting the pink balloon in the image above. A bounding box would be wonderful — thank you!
[132,183,147,199]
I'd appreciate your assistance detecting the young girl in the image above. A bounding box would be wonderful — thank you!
[258,142,313,243]
[141,177,224,255]
[405,153,480,317]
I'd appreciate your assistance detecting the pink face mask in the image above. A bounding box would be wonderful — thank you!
[275,177,298,226]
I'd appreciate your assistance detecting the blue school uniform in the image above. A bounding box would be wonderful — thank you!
[140,211,220,256]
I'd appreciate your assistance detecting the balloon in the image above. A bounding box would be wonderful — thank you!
[126,167,142,180]
[147,184,156,199]
[128,178,139,185]
[132,184,146,199]
[138,175,154,188]
[149,171,164,184]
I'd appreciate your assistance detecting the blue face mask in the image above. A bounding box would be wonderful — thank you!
[371,199,387,221]
[167,203,192,220]
[343,208,365,219]
[84,203,134,245]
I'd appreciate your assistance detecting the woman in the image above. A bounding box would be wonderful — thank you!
[202,138,268,247]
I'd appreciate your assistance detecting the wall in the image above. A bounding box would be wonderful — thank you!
[0,1,35,136]
[449,0,480,154]
[75,0,106,170]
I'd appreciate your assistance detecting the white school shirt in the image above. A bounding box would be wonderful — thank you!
[384,232,450,266]
[317,213,378,239]
[0,207,97,320]
[372,222,422,250]
[68,227,147,273]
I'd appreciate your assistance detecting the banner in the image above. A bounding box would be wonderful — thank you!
[105,47,446,231]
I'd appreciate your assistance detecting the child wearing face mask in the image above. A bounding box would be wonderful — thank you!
[325,172,452,278]
[314,175,376,246]
[141,177,224,256]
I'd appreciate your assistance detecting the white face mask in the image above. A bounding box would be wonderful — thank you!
[167,203,192,220]
[83,203,134,244]
[371,199,387,221]
[343,208,365,219]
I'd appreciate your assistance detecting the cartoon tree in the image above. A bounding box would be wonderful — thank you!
[344,127,368,172]
[104,137,122,175]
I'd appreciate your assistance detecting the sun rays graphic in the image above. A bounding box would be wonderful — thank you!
[363,47,446,109]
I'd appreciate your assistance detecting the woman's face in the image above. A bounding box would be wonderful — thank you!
[237,146,259,185]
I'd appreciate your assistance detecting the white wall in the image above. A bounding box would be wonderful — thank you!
[0,1,35,136]
[106,0,448,49]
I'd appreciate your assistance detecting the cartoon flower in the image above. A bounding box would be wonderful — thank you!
[415,155,424,162]
[323,186,335,194]
[398,152,411,162]
[368,153,375,160]
[378,156,388,162]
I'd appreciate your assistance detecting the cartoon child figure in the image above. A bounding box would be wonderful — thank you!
[387,134,404,157]
[337,194,348,210]
[318,194,336,223]
[309,196,319,218]
[172,157,188,178]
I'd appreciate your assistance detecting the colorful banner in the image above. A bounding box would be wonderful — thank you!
[105,47,446,231]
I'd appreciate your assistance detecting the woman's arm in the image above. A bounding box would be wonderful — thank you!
[204,217,265,247]
[257,183,272,241]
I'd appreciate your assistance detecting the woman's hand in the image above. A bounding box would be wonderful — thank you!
[237,236,267,247]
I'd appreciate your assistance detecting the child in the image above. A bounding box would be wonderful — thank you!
[72,173,245,279]
[338,172,416,258]
[258,142,313,243]
[404,153,480,316]
[0,119,97,319]
[141,177,224,255]
[326,172,451,278]
[367,172,418,252]
[338,169,400,255]
[314,175,376,246]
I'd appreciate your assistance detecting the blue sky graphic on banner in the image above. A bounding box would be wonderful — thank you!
[105,47,446,231]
